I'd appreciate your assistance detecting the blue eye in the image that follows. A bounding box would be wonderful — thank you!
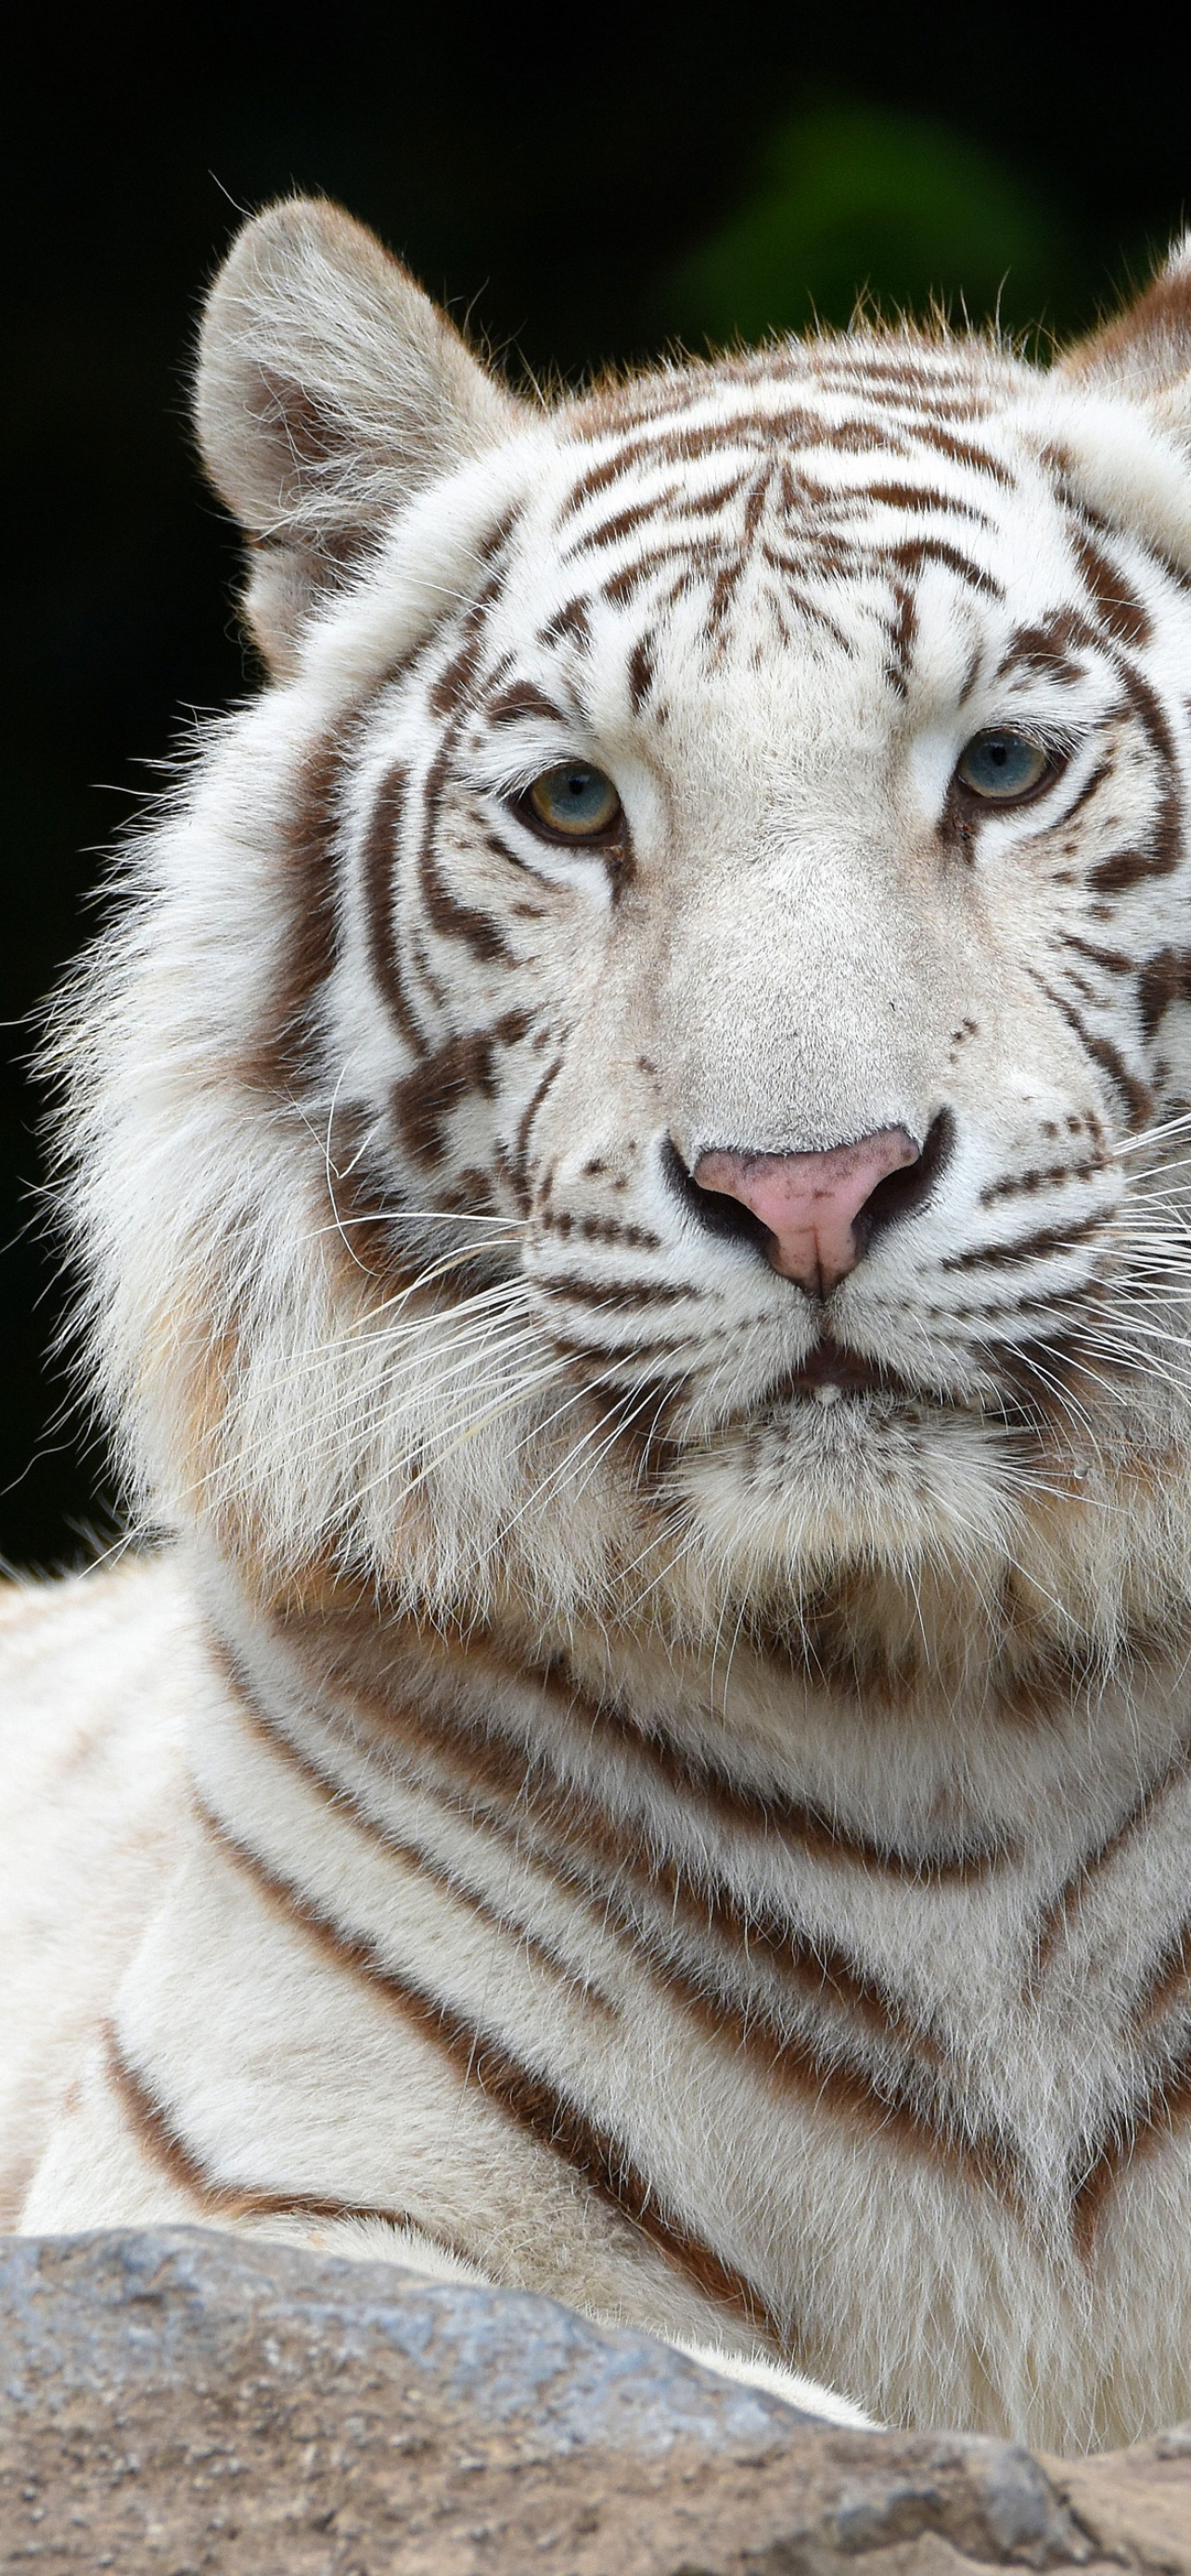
[526,763,621,839]
[955,731,1051,802]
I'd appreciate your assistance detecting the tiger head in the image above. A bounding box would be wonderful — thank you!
[63,201,1191,1705]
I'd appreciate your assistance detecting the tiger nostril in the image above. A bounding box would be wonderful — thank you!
[853,1108,955,1255]
[660,1137,778,1259]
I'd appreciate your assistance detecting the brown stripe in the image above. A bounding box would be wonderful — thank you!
[902,423,1013,484]
[627,631,656,712]
[1058,936,1133,978]
[1089,846,1177,898]
[814,419,908,458]
[885,535,1003,599]
[870,394,990,426]
[316,1106,422,1289]
[210,1628,1052,2238]
[1028,971,1154,1129]
[220,1629,947,2097]
[941,1209,1110,1271]
[685,473,761,520]
[251,1588,1010,1902]
[537,595,592,650]
[427,564,512,718]
[1070,2039,1191,2257]
[995,607,1099,684]
[1057,756,1116,828]
[561,421,802,504]
[414,738,456,969]
[641,1919,1019,2221]
[565,409,883,491]
[485,680,570,727]
[363,759,424,1048]
[1073,1027,1153,1128]
[219,1638,1036,2225]
[816,356,984,391]
[1131,1922,1191,2036]
[429,631,484,718]
[1072,525,1152,651]
[537,1272,691,1313]
[539,1205,661,1249]
[391,1010,533,1168]
[486,831,547,886]
[979,1154,1107,1205]
[219,1616,1011,2146]
[886,579,916,696]
[206,1686,618,2021]
[104,2023,474,2267]
[418,805,514,965]
[864,480,991,525]
[1084,631,1180,905]
[602,541,714,608]
[495,1637,999,1880]
[241,729,349,1096]
[547,1335,691,1386]
[564,488,684,554]
[1029,1745,1191,1996]
[758,556,857,651]
[956,1287,1085,1329]
[405,919,449,1018]
[198,1804,787,2349]
[1138,948,1191,1041]
[508,1052,564,1201]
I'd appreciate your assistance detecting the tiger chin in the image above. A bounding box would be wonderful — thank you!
[6,198,1191,2454]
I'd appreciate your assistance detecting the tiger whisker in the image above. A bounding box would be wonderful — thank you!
[378,1359,581,1495]
[539,1372,679,1520]
[189,1301,541,1450]
[486,1358,681,1549]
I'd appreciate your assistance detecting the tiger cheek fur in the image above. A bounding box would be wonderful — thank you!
[6,199,1191,2450]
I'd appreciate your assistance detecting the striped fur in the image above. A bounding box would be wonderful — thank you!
[6,200,1191,2446]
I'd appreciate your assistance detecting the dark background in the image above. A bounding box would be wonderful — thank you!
[4,2,1190,1569]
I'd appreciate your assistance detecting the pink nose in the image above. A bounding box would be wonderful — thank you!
[693,1129,920,1295]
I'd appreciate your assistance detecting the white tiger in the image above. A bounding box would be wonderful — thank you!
[5,197,1191,2451]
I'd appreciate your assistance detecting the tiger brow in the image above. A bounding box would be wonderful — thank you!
[483,680,574,729]
[994,611,1101,685]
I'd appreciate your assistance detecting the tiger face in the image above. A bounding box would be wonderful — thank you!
[70,204,1191,1690]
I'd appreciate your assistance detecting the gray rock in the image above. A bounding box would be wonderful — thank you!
[0,2225,818,2455]
[0,2228,1180,2571]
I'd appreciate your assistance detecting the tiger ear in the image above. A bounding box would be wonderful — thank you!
[1061,236,1191,431]
[195,197,527,672]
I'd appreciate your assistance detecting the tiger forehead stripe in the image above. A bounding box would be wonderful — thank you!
[862,480,995,524]
[885,534,1004,597]
[563,469,999,570]
[561,407,1012,512]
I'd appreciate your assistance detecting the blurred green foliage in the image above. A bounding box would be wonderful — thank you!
[665,102,1108,351]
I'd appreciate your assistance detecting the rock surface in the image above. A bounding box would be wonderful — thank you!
[0,2228,1186,2571]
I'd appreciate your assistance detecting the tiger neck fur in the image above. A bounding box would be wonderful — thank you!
[131,1528,1191,2448]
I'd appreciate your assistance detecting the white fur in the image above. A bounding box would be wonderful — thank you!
[7,203,1191,2449]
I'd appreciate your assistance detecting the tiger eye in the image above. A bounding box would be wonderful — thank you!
[526,763,621,840]
[955,731,1052,802]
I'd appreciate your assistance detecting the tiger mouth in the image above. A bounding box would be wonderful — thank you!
[789,1338,925,1407]
[788,1338,1031,1424]
[783,1339,1060,1449]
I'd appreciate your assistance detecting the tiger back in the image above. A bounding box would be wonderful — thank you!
[6,199,1191,2448]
